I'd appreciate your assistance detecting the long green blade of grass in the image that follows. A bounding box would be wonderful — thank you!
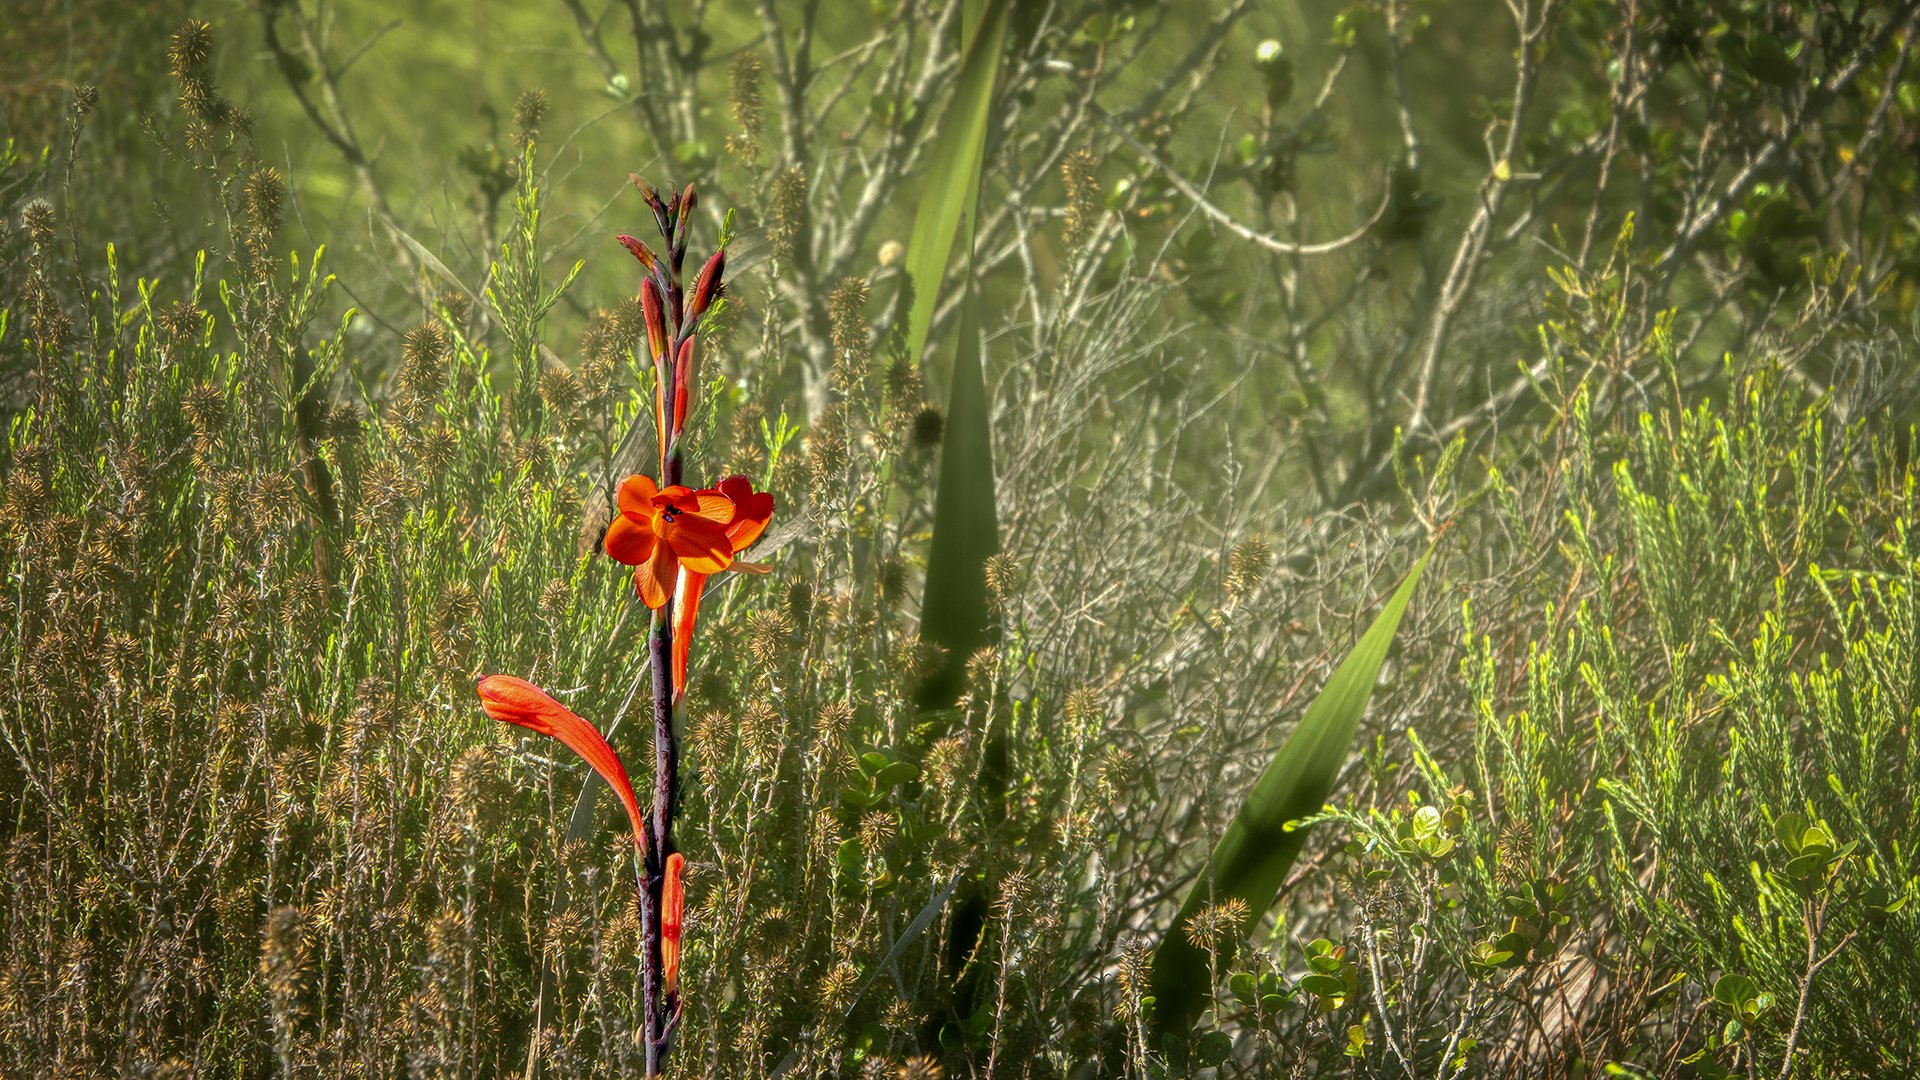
[1151,547,1432,1032]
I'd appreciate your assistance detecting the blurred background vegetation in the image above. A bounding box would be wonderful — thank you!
[3,0,1919,1077]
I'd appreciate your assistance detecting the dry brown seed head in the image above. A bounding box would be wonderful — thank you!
[858,809,896,858]
[924,735,969,793]
[819,962,860,1014]
[884,356,923,416]
[983,552,1020,611]
[1062,149,1102,250]
[740,700,783,765]
[246,166,284,233]
[400,321,450,397]
[899,1055,945,1080]
[746,608,793,667]
[1225,532,1273,604]
[512,89,549,146]
[769,167,807,260]
[538,577,572,619]
[809,808,842,858]
[964,646,1000,693]
[785,579,814,629]
[728,51,764,138]
[814,700,853,742]
[21,197,54,246]
[995,871,1036,918]
[829,276,872,374]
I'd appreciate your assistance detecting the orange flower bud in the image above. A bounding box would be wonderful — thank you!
[662,852,686,995]
[616,233,657,272]
[689,249,725,321]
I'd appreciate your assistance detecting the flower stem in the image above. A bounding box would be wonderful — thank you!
[641,606,677,1074]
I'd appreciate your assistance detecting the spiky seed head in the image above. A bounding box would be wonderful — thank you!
[246,166,284,230]
[785,580,814,630]
[259,905,307,1003]
[809,808,842,858]
[168,19,214,76]
[819,962,860,1013]
[995,871,1036,918]
[1062,149,1102,250]
[740,700,783,766]
[924,735,969,793]
[984,552,1021,612]
[899,1056,945,1080]
[769,167,808,260]
[512,89,549,146]
[21,200,55,247]
[401,321,451,397]
[858,810,896,858]
[728,50,764,138]
[1225,532,1273,603]
[911,404,944,449]
[815,701,853,742]
[829,276,872,382]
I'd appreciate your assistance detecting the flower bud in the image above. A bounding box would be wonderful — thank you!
[616,233,657,271]
[672,335,700,433]
[689,249,725,321]
[640,279,669,362]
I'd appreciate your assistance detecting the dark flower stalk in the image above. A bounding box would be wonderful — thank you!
[480,178,771,1076]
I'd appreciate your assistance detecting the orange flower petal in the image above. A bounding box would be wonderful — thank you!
[651,484,701,512]
[617,474,659,517]
[636,544,676,609]
[716,476,775,551]
[662,852,686,995]
[686,487,737,528]
[604,512,657,566]
[663,512,733,574]
[477,675,648,854]
[671,569,707,700]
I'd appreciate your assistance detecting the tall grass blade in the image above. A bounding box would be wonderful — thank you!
[1151,548,1433,1031]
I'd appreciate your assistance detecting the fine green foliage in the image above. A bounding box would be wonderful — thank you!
[1152,548,1430,1032]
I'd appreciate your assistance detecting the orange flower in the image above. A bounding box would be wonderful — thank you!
[668,475,774,698]
[605,474,775,620]
[476,675,649,854]
[661,852,686,996]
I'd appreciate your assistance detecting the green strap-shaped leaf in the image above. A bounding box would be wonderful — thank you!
[916,271,997,708]
[911,0,1008,708]
[900,0,1009,369]
[1151,548,1432,1031]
